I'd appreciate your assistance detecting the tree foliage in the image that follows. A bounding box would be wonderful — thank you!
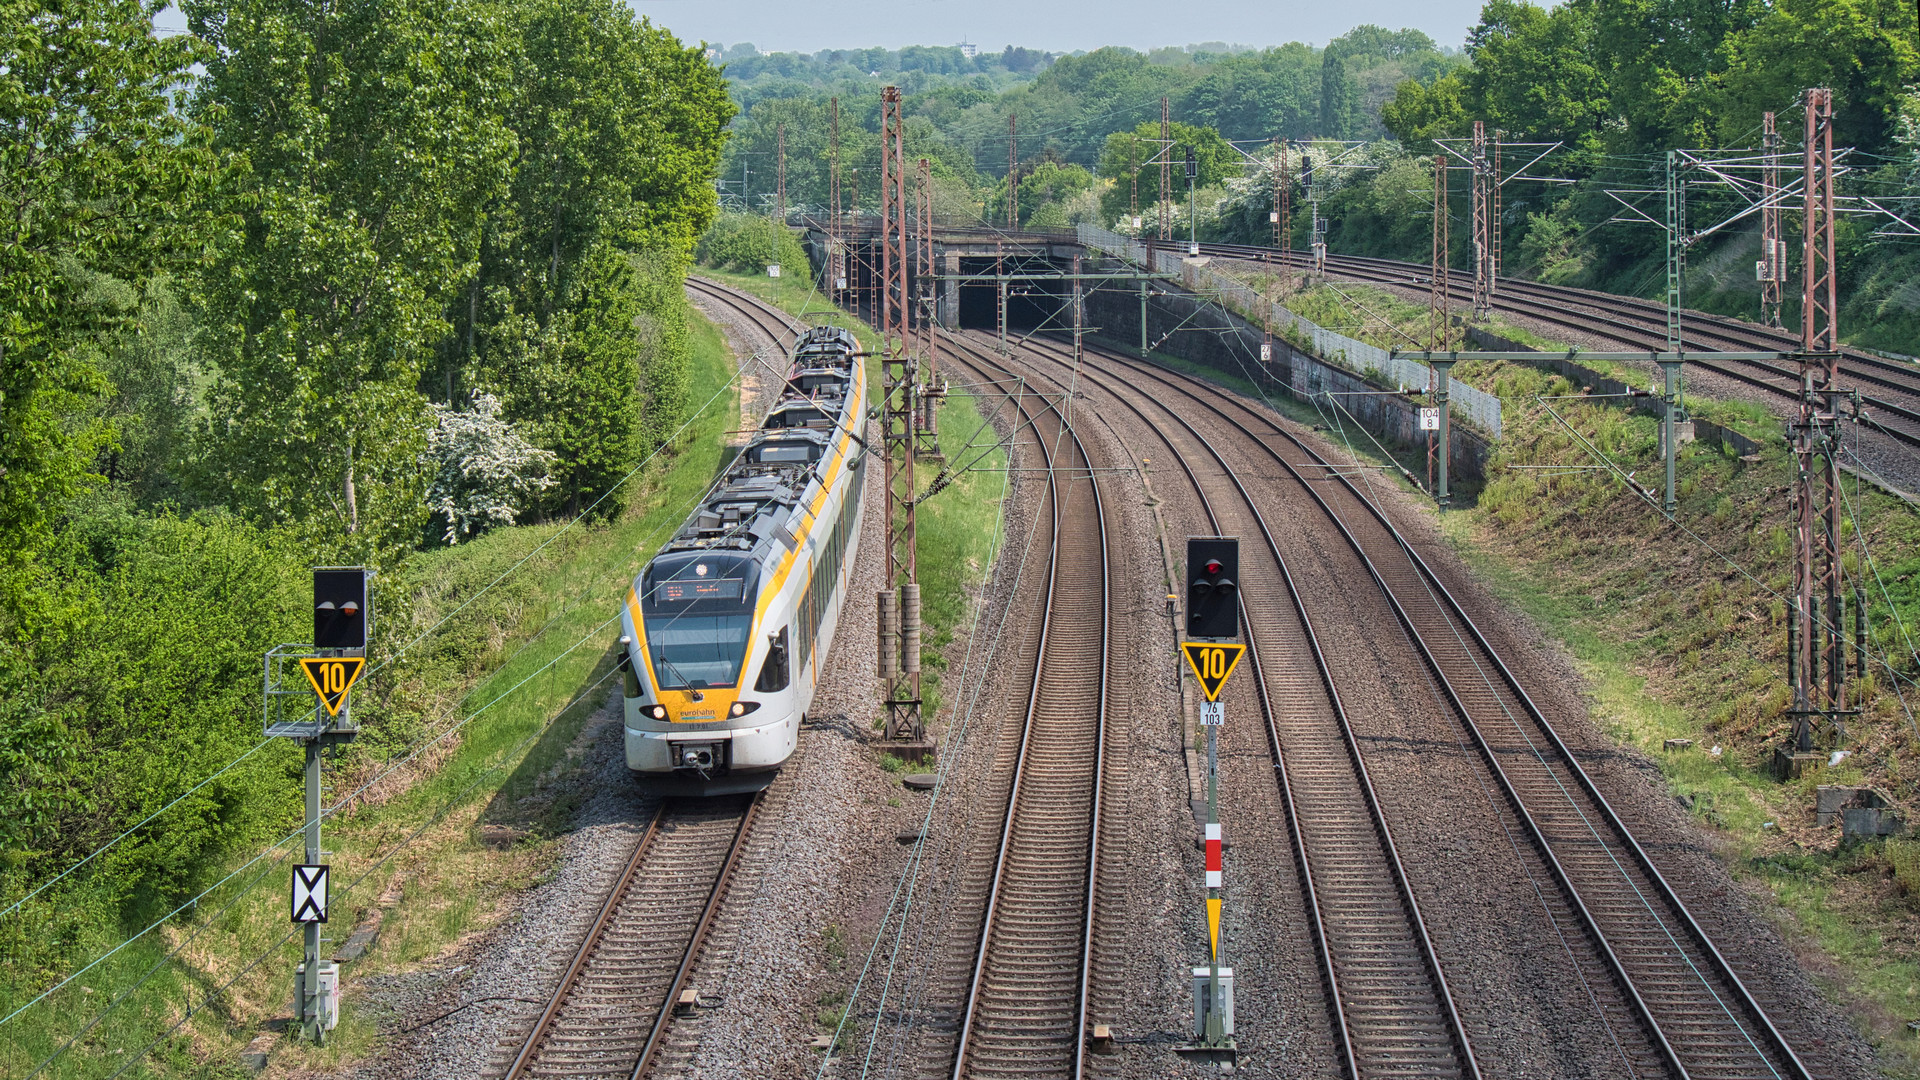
[1096,122,1239,225]
[184,0,517,563]
[718,31,1462,210]
[0,0,734,959]
[697,212,812,272]
[0,0,211,586]
[466,0,730,519]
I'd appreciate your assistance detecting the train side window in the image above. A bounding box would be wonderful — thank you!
[755,626,790,692]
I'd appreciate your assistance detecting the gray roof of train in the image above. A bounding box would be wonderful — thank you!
[655,331,858,566]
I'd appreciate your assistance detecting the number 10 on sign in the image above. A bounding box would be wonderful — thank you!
[1180,642,1246,702]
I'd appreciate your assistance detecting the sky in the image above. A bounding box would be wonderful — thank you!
[624,0,1490,54]
[155,2,1491,56]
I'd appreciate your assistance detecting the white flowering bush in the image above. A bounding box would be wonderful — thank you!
[424,392,556,543]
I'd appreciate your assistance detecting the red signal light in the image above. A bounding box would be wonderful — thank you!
[1205,560,1224,575]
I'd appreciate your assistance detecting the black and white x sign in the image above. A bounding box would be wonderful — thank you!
[291,864,330,924]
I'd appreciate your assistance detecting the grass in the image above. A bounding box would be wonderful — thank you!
[698,267,1011,734]
[0,304,743,1080]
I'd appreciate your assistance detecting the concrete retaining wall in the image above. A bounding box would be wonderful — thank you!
[1086,277,1490,485]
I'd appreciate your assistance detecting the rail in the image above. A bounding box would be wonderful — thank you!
[1004,330,1481,1077]
[501,793,762,1080]
[1071,338,1818,1080]
[938,334,1112,1080]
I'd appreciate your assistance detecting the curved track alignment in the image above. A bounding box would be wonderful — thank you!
[955,330,1482,1078]
[1198,242,1920,451]
[1002,329,1820,1080]
[935,334,1115,1080]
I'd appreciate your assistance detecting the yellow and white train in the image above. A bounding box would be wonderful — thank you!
[618,325,867,787]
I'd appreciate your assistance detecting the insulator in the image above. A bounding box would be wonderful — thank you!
[878,589,899,679]
[901,583,922,675]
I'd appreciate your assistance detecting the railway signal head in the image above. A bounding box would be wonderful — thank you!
[1184,147,1198,181]
[313,567,371,650]
[1186,537,1240,640]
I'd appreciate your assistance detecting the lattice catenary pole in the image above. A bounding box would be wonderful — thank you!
[879,86,922,742]
[849,167,863,317]
[1492,131,1503,298]
[830,98,843,294]
[1789,86,1843,758]
[917,157,942,456]
[1270,139,1283,249]
[1279,141,1292,290]
[775,122,786,221]
[1431,154,1450,351]
[1761,111,1784,328]
[1471,121,1492,320]
[1159,97,1173,241]
[1665,150,1687,350]
[1007,114,1018,229]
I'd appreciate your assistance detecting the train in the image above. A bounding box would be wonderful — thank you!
[617,324,867,789]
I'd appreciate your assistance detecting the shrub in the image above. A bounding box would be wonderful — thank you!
[695,213,811,277]
[425,392,556,544]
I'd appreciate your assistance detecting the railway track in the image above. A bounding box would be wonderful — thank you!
[961,329,1479,1076]
[999,330,1822,1079]
[687,275,1117,1075]
[686,276,804,353]
[933,333,1115,1080]
[498,794,762,1080]
[680,272,1822,1076]
[1196,241,1920,451]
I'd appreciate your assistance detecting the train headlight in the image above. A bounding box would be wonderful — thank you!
[730,701,761,718]
[641,703,668,721]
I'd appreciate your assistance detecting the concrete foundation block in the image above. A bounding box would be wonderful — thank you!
[1774,748,1826,780]
[1818,785,1906,837]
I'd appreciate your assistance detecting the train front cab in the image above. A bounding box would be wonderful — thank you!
[619,551,799,784]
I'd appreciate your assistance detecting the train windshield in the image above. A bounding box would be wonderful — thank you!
[639,553,760,690]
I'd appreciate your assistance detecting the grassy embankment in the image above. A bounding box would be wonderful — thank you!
[1193,272,1920,1072]
[694,268,1009,732]
[2,309,745,1080]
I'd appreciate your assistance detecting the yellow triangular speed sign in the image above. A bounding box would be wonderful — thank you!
[299,656,366,716]
[1181,642,1246,702]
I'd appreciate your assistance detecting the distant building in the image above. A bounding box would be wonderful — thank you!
[958,40,977,58]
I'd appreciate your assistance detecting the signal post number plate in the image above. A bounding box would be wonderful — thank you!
[1419,407,1441,431]
[1199,701,1225,726]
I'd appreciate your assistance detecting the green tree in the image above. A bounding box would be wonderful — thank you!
[470,0,731,516]
[1585,0,1749,151]
[1381,73,1470,147]
[1321,150,1441,256]
[0,497,303,932]
[1713,0,1919,151]
[1096,122,1238,226]
[185,0,516,563]
[1183,44,1322,141]
[87,274,202,508]
[723,95,836,211]
[1461,0,1609,151]
[987,161,1094,228]
[1320,44,1359,138]
[0,0,209,587]
[696,212,811,272]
